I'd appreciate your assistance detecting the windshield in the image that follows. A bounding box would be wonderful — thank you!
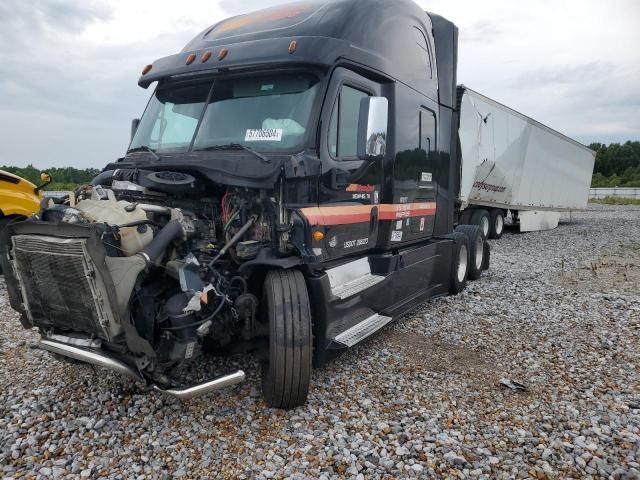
[129,72,320,155]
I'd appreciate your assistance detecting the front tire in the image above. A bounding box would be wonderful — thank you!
[261,269,313,409]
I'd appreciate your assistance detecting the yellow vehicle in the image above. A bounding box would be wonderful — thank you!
[0,171,51,272]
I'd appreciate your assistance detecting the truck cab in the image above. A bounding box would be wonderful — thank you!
[2,0,488,408]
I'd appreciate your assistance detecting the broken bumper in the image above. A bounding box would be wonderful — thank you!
[38,339,245,400]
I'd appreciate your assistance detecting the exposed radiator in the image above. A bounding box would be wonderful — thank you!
[11,235,118,341]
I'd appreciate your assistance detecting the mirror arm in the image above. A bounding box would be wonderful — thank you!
[35,176,52,194]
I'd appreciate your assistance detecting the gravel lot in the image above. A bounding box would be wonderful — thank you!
[1,204,639,480]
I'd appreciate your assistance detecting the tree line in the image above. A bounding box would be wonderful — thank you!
[0,165,100,191]
[589,141,640,188]
[2,142,640,190]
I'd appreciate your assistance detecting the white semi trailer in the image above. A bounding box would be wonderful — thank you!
[456,86,596,238]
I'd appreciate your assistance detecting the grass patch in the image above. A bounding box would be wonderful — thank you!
[590,196,640,205]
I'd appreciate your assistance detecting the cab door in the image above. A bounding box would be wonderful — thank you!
[309,67,385,260]
[381,105,438,248]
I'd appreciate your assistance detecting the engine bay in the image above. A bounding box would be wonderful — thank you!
[17,168,283,386]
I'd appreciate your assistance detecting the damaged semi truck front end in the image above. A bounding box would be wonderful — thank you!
[1,0,489,408]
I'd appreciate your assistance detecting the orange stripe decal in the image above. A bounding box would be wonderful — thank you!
[300,202,437,226]
[300,205,373,226]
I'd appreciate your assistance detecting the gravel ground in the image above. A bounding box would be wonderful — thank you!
[1,204,639,480]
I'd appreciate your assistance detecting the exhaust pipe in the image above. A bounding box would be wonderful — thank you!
[38,339,245,400]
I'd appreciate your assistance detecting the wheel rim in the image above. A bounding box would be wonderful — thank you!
[475,236,484,270]
[481,216,489,238]
[495,214,504,235]
[457,244,468,282]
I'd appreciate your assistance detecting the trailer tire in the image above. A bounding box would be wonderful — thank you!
[455,224,486,280]
[448,232,469,294]
[261,269,313,409]
[488,209,505,239]
[470,209,490,239]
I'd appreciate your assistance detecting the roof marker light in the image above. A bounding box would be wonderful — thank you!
[289,40,297,54]
[142,64,152,75]
[186,53,196,65]
[201,50,212,63]
[218,48,229,61]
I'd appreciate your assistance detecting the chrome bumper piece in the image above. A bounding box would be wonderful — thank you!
[38,339,245,400]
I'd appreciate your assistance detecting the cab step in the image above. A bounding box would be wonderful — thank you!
[333,313,393,348]
[326,257,385,300]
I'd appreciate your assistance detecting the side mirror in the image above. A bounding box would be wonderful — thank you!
[357,96,388,160]
[35,172,52,194]
[130,118,141,142]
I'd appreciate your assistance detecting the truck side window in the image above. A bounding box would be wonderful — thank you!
[413,27,433,79]
[328,85,369,158]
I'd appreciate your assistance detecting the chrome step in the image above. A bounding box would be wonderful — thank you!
[333,313,393,348]
[332,273,385,300]
[327,257,385,300]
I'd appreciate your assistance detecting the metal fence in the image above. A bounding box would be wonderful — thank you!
[589,187,640,200]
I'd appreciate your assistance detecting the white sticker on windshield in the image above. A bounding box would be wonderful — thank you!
[245,129,283,142]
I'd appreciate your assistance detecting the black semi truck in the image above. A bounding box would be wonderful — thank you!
[1,0,489,408]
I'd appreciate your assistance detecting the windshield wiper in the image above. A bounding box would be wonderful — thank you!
[195,144,270,163]
[127,145,160,161]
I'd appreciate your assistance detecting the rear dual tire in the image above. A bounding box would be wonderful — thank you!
[261,269,313,409]
[448,232,469,294]
[470,209,490,239]
[455,224,488,281]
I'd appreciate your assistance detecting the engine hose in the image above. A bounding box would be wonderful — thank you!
[230,276,248,294]
[141,219,183,264]
[160,295,226,331]
[91,170,115,186]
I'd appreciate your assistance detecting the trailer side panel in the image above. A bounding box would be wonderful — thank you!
[458,88,595,211]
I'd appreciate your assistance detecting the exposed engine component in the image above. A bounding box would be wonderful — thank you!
[6,168,282,386]
[145,171,199,195]
[75,199,153,256]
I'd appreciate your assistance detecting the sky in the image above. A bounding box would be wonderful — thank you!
[0,0,638,169]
